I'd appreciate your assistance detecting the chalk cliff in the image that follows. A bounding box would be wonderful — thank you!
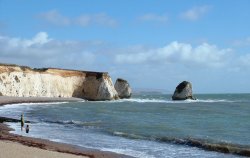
[114,78,132,99]
[0,64,118,101]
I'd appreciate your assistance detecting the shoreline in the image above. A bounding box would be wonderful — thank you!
[0,96,84,106]
[0,96,132,158]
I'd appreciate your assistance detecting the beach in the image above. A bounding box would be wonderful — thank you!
[0,141,85,158]
[0,96,131,158]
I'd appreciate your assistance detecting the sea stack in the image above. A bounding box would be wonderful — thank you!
[0,63,118,101]
[114,78,132,99]
[172,81,195,100]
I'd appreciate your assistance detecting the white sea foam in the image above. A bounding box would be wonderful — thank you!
[44,119,102,127]
[120,98,169,103]
[0,102,69,119]
[97,98,235,104]
[0,102,69,109]
[8,102,69,106]
[101,148,155,158]
[195,99,234,103]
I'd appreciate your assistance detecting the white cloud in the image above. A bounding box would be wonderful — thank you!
[39,10,70,26]
[74,15,90,27]
[239,54,250,66]
[39,10,117,27]
[0,32,97,68]
[180,5,211,21]
[115,41,232,67]
[1,32,244,71]
[138,13,168,23]
[75,13,117,27]
[3,32,51,49]
[232,37,250,46]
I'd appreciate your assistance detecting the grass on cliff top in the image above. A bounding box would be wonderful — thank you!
[0,63,107,74]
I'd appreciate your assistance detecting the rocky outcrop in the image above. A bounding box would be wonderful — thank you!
[0,64,118,101]
[82,72,119,101]
[114,78,132,99]
[172,81,195,100]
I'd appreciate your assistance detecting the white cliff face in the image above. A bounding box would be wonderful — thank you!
[114,78,132,99]
[0,65,118,100]
[0,71,84,97]
[82,73,118,101]
[97,76,119,100]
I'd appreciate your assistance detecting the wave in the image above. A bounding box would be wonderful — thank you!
[117,98,170,103]
[42,119,102,127]
[113,131,147,140]
[4,102,69,107]
[0,102,70,113]
[112,131,250,157]
[96,98,235,104]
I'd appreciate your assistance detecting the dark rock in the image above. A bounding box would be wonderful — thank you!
[172,81,196,100]
[114,78,132,99]
[0,116,31,123]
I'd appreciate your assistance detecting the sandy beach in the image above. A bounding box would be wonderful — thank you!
[0,141,86,158]
[0,96,132,158]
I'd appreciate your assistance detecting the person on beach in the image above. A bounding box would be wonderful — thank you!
[25,124,29,133]
[21,114,24,131]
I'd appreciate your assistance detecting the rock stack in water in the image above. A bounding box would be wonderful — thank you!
[114,78,132,99]
[172,81,196,100]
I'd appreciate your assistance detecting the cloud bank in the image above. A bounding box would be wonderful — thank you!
[0,32,97,68]
[115,41,232,67]
[1,32,249,70]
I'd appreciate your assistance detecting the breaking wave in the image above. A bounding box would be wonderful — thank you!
[3,102,69,107]
[42,119,102,127]
[112,131,250,157]
[102,98,235,104]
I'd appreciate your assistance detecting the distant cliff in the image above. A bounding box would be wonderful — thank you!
[0,64,118,101]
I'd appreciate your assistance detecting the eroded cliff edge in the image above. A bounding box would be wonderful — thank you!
[0,64,119,101]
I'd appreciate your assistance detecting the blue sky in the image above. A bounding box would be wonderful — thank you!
[1,0,250,93]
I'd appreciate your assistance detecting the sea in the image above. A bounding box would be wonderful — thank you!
[0,93,249,158]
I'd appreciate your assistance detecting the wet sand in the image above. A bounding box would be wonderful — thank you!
[0,96,132,158]
[0,141,86,158]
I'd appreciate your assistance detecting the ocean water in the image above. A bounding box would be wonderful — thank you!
[0,93,249,158]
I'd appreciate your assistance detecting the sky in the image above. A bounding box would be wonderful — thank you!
[0,0,250,93]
